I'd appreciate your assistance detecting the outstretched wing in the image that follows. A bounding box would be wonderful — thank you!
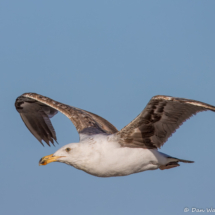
[15,93,118,146]
[117,95,215,149]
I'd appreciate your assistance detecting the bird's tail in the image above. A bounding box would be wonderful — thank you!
[175,158,194,163]
[159,152,194,170]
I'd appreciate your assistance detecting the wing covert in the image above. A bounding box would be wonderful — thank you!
[15,93,118,146]
[117,95,215,149]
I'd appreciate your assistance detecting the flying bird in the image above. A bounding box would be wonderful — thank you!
[15,93,215,177]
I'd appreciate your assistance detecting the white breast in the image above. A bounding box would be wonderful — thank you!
[75,134,168,177]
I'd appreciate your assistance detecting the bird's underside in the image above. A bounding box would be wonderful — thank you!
[15,93,215,149]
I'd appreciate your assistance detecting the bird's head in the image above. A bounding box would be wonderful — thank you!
[39,143,78,166]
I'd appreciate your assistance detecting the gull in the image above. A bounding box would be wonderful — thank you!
[15,93,215,177]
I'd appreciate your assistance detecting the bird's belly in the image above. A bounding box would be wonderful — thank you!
[80,147,163,177]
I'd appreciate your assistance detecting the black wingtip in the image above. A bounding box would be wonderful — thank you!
[50,138,55,146]
[39,141,44,147]
[43,139,51,147]
[51,139,59,147]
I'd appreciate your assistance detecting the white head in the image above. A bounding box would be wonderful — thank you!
[39,143,81,167]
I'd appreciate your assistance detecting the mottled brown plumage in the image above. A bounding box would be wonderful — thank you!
[117,95,215,149]
[15,93,215,149]
[15,93,118,146]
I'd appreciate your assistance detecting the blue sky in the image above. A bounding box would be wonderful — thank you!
[1,1,215,214]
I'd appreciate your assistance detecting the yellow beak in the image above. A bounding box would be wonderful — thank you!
[39,154,63,166]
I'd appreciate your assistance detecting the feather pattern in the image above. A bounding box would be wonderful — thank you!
[15,93,118,146]
[117,95,215,149]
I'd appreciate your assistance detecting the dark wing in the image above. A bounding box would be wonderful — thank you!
[15,93,118,146]
[117,95,215,149]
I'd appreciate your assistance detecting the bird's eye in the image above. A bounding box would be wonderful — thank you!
[65,148,71,152]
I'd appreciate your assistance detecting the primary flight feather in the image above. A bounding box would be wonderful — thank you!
[15,93,215,177]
